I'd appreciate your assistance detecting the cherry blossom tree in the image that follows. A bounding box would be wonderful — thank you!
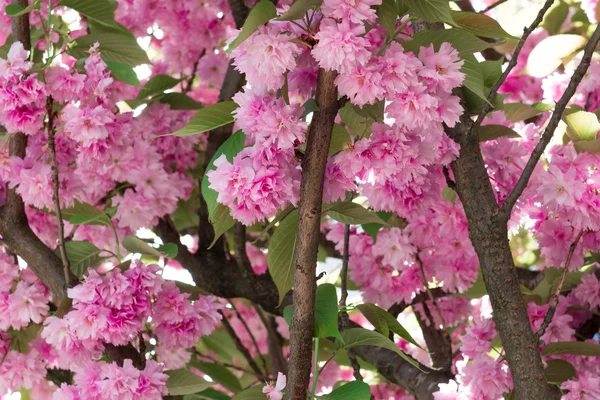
[0,0,599,399]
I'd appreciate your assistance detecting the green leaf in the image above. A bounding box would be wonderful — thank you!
[321,381,371,400]
[158,92,204,110]
[542,1,570,35]
[574,138,600,153]
[340,328,420,368]
[201,331,244,363]
[329,124,351,156]
[61,200,113,227]
[228,0,277,50]
[459,269,487,298]
[166,369,212,396]
[503,102,550,122]
[175,281,208,300]
[481,58,503,88]
[137,74,183,99]
[523,34,587,78]
[157,243,178,259]
[201,129,246,216]
[356,303,421,348]
[314,284,342,340]
[9,324,41,353]
[402,0,453,24]
[185,388,232,400]
[544,359,576,384]
[542,341,600,357]
[105,61,140,86]
[478,125,521,142]
[442,186,457,204]
[207,204,236,249]
[122,236,161,257]
[69,27,151,67]
[327,202,385,225]
[5,0,41,16]
[277,0,322,21]
[59,0,118,27]
[563,109,600,142]
[191,362,243,394]
[63,240,103,278]
[267,209,299,305]
[231,385,265,400]
[376,0,398,36]
[450,11,513,39]
[461,57,489,105]
[339,103,374,138]
[404,29,492,56]
[165,101,237,137]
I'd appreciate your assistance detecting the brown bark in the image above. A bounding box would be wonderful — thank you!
[448,111,558,399]
[285,69,339,400]
[0,0,69,303]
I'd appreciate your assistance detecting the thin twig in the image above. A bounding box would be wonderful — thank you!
[229,301,269,375]
[443,166,456,190]
[501,24,600,217]
[194,350,263,377]
[536,230,584,340]
[219,310,267,379]
[415,253,446,329]
[46,96,71,287]
[184,50,205,93]
[338,224,363,381]
[339,225,351,308]
[256,306,287,375]
[470,0,555,136]
[481,0,509,13]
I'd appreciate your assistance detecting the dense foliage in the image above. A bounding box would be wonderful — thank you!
[0,0,599,399]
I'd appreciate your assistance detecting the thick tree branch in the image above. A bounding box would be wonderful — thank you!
[471,0,555,134]
[448,104,558,398]
[501,24,600,217]
[285,68,339,400]
[156,218,281,313]
[0,0,68,303]
[346,322,452,400]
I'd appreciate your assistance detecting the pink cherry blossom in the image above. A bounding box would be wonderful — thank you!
[263,372,287,400]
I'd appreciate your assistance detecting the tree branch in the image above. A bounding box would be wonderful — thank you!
[448,100,558,398]
[338,224,363,381]
[346,322,452,400]
[481,0,509,13]
[46,96,72,288]
[0,0,69,304]
[501,24,600,217]
[256,307,288,376]
[286,68,339,400]
[536,230,584,340]
[471,0,555,135]
[219,310,267,380]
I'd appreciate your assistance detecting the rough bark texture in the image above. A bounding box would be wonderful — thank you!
[0,0,69,303]
[285,69,339,400]
[448,111,558,399]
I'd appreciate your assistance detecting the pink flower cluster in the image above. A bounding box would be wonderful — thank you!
[0,251,49,331]
[0,42,46,135]
[207,145,301,225]
[53,359,168,400]
[42,260,222,369]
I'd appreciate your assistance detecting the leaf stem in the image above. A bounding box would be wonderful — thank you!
[309,337,320,400]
